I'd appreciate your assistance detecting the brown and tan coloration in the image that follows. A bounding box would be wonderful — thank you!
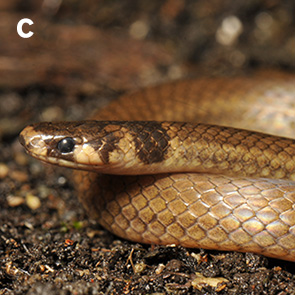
[20,73,295,261]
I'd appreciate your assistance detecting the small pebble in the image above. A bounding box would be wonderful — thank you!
[10,170,28,182]
[0,163,9,179]
[192,272,229,291]
[41,106,64,121]
[134,262,146,274]
[7,195,25,207]
[155,263,165,274]
[14,151,29,166]
[26,193,41,210]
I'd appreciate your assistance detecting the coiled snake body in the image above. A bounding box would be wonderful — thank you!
[20,73,295,261]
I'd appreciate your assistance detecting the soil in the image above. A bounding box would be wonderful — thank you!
[1,1,295,294]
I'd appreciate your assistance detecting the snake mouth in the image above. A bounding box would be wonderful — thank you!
[30,153,90,170]
[26,152,135,174]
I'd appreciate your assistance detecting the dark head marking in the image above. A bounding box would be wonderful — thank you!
[57,137,75,154]
[130,122,170,164]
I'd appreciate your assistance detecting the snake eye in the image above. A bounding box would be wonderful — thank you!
[57,137,75,154]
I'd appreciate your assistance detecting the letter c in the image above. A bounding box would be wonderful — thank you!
[17,18,34,38]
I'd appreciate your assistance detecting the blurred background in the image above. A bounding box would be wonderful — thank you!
[1,0,295,130]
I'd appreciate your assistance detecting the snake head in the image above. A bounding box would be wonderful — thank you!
[19,121,132,173]
[19,120,174,174]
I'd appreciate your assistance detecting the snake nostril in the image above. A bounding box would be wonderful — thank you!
[57,137,75,154]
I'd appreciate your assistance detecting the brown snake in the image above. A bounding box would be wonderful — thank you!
[19,72,295,261]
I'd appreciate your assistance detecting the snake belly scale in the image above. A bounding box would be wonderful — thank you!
[19,73,295,261]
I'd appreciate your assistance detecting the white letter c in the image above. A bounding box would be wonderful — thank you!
[17,18,34,38]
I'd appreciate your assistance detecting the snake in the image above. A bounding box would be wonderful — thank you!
[19,71,295,262]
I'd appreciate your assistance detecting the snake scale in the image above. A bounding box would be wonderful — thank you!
[20,72,295,261]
